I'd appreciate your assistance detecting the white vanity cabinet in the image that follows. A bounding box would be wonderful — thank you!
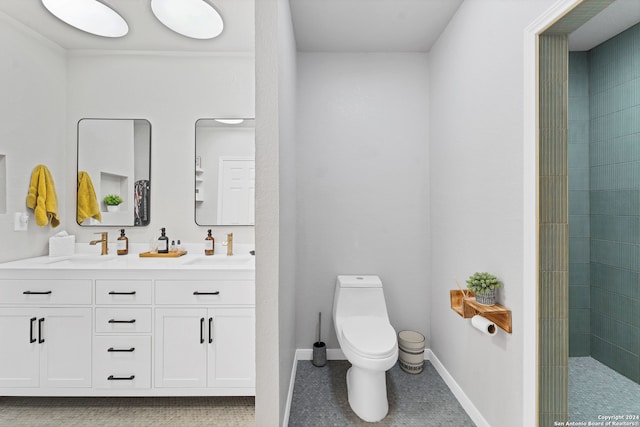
[154,280,255,392]
[0,259,255,397]
[0,278,93,389]
[93,279,153,390]
[0,308,92,389]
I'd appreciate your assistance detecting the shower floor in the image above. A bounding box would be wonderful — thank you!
[570,357,640,422]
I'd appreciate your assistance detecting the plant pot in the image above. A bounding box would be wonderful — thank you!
[475,289,496,305]
[106,205,120,213]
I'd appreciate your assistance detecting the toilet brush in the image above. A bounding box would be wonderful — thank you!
[312,312,326,367]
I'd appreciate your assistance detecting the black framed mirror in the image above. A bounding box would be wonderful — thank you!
[194,118,255,226]
[77,118,151,226]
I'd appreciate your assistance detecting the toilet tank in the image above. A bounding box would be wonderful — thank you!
[334,275,389,322]
[337,275,382,288]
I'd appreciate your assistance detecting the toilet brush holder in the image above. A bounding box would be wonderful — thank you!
[312,311,326,367]
[312,341,327,367]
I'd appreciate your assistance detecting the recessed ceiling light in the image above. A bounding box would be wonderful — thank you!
[215,119,245,125]
[151,0,224,40]
[41,0,128,38]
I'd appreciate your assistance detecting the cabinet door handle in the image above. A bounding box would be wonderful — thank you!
[200,317,205,344]
[107,375,135,381]
[193,291,220,296]
[38,318,45,343]
[107,347,135,353]
[108,319,136,324]
[23,290,52,295]
[108,291,136,295]
[29,317,37,343]
[208,317,213,344]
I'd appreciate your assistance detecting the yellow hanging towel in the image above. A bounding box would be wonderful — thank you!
[26,164,60,228]
[77,171,102,224]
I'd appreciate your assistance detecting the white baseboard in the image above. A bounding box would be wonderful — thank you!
[426,349,490,427]
[283,348,489,427]
[281,350,299,427]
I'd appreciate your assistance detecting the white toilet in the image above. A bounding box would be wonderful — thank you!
[333,275,398,422]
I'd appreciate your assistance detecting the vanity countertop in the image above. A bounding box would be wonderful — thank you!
[0,253,255,271]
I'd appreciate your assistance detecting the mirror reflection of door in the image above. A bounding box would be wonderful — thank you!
[77,119,151,227]
[218,157,255,225]
[195,119,255,226]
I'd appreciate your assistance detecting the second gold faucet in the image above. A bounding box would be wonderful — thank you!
[90,231,108,255]
[226,233,233,256]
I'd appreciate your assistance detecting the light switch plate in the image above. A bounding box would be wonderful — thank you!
[14,212,28,231]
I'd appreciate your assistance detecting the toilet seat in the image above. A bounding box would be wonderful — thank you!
[341,316,397,359]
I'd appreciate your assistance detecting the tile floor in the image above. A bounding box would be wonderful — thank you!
[569,357,640,423]
[288,360,475,426]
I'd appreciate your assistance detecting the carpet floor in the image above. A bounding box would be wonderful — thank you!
[0,396,255,427]
[288,360,476,426]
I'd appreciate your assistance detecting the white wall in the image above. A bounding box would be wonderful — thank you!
[255,0,298,424]
[65,52,255,247]
[295,53,430,348]
[0,12,67,262]
[428,1,556,426]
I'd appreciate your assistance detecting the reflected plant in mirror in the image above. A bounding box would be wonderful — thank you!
[77,119,151,226]
[195,118,255,226]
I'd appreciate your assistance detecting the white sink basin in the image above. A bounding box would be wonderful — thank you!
[184,255,254,267]
[46,255,116,267]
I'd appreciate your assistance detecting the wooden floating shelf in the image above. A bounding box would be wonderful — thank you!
[450,290,512,334]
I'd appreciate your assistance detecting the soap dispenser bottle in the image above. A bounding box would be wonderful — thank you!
[205,229,214,255]
[117,229,129,255]
[158,228,169,254]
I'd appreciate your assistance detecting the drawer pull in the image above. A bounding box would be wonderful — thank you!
[108,319,136,324]
[193,291,220,295]
[209,317,213,344]
[107,347,135,353]
[29,317,37,343]
[23,290,52,295]
[107,375,135,381]
[108,291,137,295]
[38,318,45,343]
[200,317,205,344]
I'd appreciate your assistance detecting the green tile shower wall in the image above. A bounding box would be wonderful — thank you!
[569,23,640,383]
[569,52,591,357]
[590,23,640,383]
[539,34,569,425]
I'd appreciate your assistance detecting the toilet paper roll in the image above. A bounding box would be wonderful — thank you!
[471,315,497,336]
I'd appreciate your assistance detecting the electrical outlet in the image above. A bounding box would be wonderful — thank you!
[14,212,28,231]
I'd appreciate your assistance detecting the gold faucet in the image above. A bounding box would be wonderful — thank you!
[226,233,233,256]
[90,232,109,255]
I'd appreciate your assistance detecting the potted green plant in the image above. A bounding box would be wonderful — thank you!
[103,194,123,212]
[466,272,502,305]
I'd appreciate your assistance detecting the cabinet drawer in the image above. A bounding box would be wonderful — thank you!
[95,308,152,333]
[155,281,254,305]
[96,280,152,305]
[93,336,151,389]
[0,279,91,305]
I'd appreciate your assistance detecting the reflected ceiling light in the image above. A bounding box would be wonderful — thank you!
[151,0,224,40]
[41,0,128,38]
[215,119,244,125]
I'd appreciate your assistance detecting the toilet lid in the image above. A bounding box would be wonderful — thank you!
[342,316,397,358]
